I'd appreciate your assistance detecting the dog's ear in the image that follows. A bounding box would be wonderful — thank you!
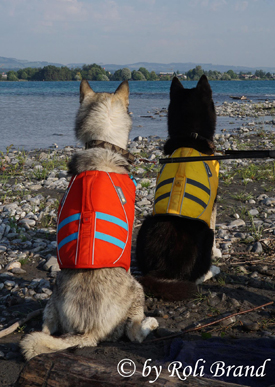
[196,75,212,95]
[170,77,184,98]
[80,79,95,103]
[115,80,130,106]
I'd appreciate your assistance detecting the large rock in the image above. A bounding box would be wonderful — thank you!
[228,219,246,229]
[43,256,60,272]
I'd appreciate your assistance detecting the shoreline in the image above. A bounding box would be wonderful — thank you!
[1,78,275,82]
[1,99,275,153]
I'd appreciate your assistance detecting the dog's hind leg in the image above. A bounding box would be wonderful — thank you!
[125,281,158,343]
[210,203,222,259]
[41,297,59,335]
[205,202,222,284]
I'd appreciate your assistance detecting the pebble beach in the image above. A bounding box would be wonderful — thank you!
[1,98,275,386]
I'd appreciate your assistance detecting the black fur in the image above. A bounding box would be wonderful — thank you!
[136,75,216,300]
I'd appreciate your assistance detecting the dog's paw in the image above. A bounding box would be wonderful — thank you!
[195,265,221,285]
[143,317,159,331]
[212,247,222,258]
[137,317,159,343]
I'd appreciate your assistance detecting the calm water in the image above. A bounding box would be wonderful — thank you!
[0,80,274,152]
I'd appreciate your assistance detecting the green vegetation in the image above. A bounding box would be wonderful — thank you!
[1,64,274,82]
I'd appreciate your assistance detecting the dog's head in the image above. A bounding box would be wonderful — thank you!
[75,80,132,150]
[167,75,216,142]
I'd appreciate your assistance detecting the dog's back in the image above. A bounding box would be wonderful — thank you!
[136,76,217,300]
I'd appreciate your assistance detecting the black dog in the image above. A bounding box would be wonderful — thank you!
[136,75,219,301]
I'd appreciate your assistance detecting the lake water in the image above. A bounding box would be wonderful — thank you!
[0,80,274,152]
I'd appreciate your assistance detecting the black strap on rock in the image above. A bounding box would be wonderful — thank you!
[159,150,275,164]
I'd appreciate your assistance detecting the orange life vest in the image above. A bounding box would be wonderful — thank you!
[57,171,136,270]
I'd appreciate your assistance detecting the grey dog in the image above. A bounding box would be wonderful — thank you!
[20,80,158,360]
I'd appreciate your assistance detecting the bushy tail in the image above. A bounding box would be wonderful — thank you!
[20,332,97,361]
[139,276,197,301]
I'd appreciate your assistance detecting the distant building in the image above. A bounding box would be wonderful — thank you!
[240,74,253,80]
[159,72,175,76]
[1,72,7,79]
[159,71,187,79]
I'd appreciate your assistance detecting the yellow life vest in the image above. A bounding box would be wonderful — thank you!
[153,148,219,227]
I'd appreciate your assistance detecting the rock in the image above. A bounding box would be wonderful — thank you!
[28,184,43,191]
[4,280,16,288]
[243,322,260,331]
[220,315,237,327]
[238,266,249,274]
[41,288,52,296]
[12,268,26,274]
[18,218,36,229]
[5,261,21,271]
[137,199,151,206]
[43,256,60,272]
[228,219,246,229]
[248,209,259,216]
[37,279,51,291]
[135,168,145,175]
[208,296,220,307]
[252,242,263,253]
[234,232,247,239]
[230,298,241,308]
[34,293,49,300]
[264,197,275,206]
[248,199,256,204]
[29,279,42,289]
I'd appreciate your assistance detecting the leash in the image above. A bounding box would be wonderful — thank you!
[159,150,275,164]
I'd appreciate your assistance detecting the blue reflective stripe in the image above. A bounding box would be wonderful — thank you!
[130,175,137,186]
[96,212,128,231]
[95,232,125,249]
[58,213,81,232]
[58,232,78,250]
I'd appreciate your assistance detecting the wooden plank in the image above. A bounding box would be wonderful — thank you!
[15,352,249,387]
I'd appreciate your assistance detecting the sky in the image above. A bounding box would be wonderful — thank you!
[0,0,274,67]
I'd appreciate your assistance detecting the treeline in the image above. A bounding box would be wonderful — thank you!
[185,66,275,81]
[1,64,274,81]
[1,64,157,82]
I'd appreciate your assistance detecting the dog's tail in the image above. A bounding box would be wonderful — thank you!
[20,332,97,361]
[139,276,197,301]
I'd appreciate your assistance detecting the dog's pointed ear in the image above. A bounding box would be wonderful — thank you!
[80,79,95,103]
[115,80,129,106]
[196,75,212,95]
[170,77,184,98]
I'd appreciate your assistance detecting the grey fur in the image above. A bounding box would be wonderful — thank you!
[20,80,158,361]
[68,148,129,175]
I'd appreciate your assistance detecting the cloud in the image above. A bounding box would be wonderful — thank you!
[189,0,227,11]
[235,1,249,11]
[42,0,86,23]
[211,0,227,11]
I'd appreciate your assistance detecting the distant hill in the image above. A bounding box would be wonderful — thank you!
[0,56,63,71]
[1,56,275,74]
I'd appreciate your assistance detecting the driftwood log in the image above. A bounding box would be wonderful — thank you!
[15,351,248,387]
